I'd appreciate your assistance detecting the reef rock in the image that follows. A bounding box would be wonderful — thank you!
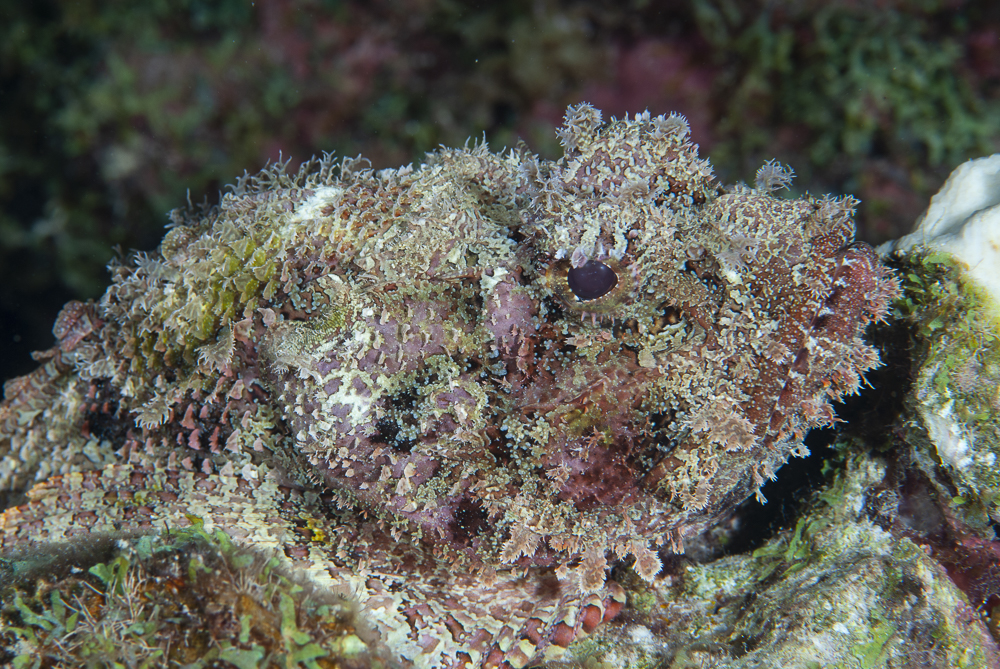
[882,154,1000,537]
[559,453,1000,669]
[0,104,899,667]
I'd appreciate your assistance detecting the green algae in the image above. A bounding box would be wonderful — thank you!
[0,523,382,669]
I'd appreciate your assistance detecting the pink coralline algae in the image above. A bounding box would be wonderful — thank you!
[0,103,899,667]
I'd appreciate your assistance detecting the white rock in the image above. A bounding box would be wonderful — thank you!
[881,154,1000,313]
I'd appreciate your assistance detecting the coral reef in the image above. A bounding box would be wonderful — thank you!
[0,104,899,667]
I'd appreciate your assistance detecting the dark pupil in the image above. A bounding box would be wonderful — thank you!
[566,260,618,301]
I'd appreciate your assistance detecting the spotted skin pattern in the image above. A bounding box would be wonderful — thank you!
[0,104,897,667]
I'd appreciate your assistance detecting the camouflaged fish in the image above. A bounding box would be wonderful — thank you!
[0,103,899,668]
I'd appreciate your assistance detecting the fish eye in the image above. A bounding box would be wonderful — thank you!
[566,260,619,301]
[545,256,634,319]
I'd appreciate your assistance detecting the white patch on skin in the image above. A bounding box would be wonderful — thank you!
[286,186,343,223]
[480,267,509,293]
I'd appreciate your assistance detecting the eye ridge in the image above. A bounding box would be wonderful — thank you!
[567,260,618,301]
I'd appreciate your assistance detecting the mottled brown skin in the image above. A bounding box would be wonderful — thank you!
[0,104,898,668]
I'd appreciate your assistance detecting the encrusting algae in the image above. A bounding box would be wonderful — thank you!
[0,103,899,668]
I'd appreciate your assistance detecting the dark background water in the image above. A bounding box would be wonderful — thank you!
[2,0,998,383]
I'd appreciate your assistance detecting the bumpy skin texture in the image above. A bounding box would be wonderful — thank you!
[0,104,898,668]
